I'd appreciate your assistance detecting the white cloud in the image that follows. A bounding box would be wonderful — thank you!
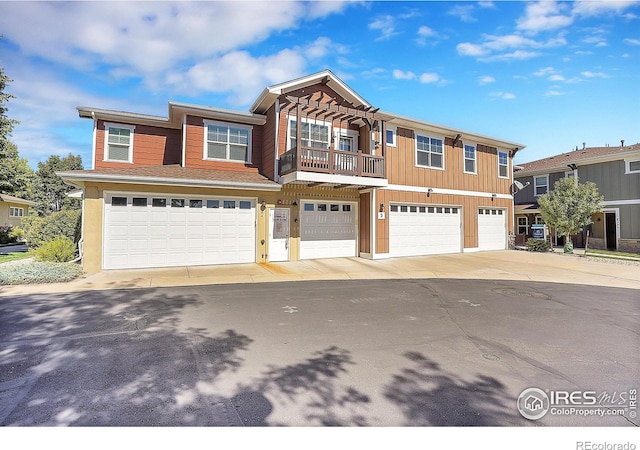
[491,92,516,100]
[392,69,417,80]
[572,0,640,17]
[457,33,566,61]
[448,5,478,23]
[534,67,557,77]
[624,38,640,46]
[544,89,566,96]
[479,1,495,8]
[581,71,609,78]
[478,76,496,85]
[548,74,566,81]
[517,1,573,34]
[392,70,444,86]
[369,15,398,40]
[419,73,440,84]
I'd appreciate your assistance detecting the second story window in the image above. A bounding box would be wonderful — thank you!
[534,175,549,196]
[464,144,476,174]
[416,134,444,169]
[104,123,135,163]
[385,125,397,147]
[498,151,509,178]
[625,159,640,174]
[205,121,252,163]
[289,120,329,149]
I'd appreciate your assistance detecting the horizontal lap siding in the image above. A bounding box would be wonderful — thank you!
[95,120,181,169]
[185,115,264,173]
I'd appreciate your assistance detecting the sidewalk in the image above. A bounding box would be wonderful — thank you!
[1,250,639,296]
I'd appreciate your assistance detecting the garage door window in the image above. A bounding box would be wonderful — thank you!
[133,197,147,207]
[304,203,314,211]
[190,200,203,208]
[207,200,219,209]
[342,205,351,212]
[330,204,340,212]
[318,204,327,211]
[171,199,185,208]
[239,201,251,209]
[152,198,167,207]
[224,201,236,209]
[112,197,127,206]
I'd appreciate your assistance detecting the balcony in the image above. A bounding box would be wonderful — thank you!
[279,146,385,181]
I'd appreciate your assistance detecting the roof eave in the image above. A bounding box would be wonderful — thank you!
[57,171,282,192]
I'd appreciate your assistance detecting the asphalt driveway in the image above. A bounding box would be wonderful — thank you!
[1,278,638,426]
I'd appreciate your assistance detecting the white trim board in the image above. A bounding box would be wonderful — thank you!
[382,184,512,200]
[601,199,640,206]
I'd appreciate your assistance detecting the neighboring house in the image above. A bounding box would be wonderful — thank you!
[513,142,640,252]
[0,193,34,228]
[59,70,525,273]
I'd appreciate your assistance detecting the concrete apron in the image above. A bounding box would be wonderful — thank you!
[1,250,639,296]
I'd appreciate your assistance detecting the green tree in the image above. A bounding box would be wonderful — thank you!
[32,153,84,215]
[0,62,26,195]
[537,177,604,253]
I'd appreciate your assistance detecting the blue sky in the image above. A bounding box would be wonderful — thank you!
[1,0,639,168]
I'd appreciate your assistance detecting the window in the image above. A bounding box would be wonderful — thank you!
[171,199,185,208]
[189,200,203,208]
[239,201,251,210]
[625,159,640,174]
[385,125,397,147]
[498,151,509,178]
[152,198,167,207]
[330,204,339,212]
[339,136,354,152]
[304,203,314,211]
[104,123,134,163]
[206,200,219,209]
[416,134,444,169]
[535,216,545,225]
[317,204,327,211]
[111,196,127,206]
[534,175,549,196]
[223,201,236,209]
[400,205,408,212]
[390,205,399,212]
[204,120,251,162]
[132,197,147,207]
[9,207,24,217]
[289,119,329,149]
[464,144,476,174]
[410,206,417,213]
[342,205,351,212]
[518,217,529,235]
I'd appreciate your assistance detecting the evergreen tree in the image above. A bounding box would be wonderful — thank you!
[33,153,84,216]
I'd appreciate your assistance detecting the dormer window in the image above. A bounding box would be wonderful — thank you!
[204,120,252,163]
[104,123,135,163]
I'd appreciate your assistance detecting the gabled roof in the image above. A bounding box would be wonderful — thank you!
[515,143,640,176]
[0,193,35,206]
[250,70,371,114]
[57,165,281,192]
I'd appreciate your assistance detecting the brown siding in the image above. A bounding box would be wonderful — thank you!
[261,103,277,179]
[375,189,512,252]
[94,120,181,169]
[359,192,371,253]
[184,115,263,173]
[388,131,512,196]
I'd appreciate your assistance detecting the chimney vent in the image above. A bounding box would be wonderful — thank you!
[621,139,625,147]
[582,142,586,150]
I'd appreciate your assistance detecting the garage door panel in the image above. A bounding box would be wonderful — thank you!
[104,194,256,269]
[390,204,461,257]
[478,209,506,251]
[300,202,357,259]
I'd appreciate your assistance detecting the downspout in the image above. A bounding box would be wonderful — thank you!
[70,186,85,264]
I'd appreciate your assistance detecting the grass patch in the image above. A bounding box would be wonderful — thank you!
[585,249,640,260]
[0,251,33,264]
[0,261,83,285]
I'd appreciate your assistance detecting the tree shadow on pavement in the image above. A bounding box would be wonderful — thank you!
[0,289,253,426]
[234,346,371,426]
[384,351,526,426]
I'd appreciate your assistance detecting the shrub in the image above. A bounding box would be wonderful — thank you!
[0,225,17,244]
[526,238,551,253]
[0,262,83,285]
[23,209,81,249]
[9,226,25,242]
[34,236,77,262]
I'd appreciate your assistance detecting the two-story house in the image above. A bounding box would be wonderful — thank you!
[59,70,525,273]
[513,142,640,252]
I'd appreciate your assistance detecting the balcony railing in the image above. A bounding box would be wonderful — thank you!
[279,146,385,179]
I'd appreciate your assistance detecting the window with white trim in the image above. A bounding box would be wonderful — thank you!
[534,175,549,196]
[625,159,640,174]
[535,216,545,225]
[498,151,509,178]
[416,134,444,169]
[289,119,330,150]
[385,124,397,147]
[334,128,358,152]
[104,123,135,163]
[464,144,476,174]
[9,206,24,217]
[517,216,528,235]
[204,120,252,163]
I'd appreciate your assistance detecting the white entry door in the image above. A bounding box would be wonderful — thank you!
[269,208,290,262]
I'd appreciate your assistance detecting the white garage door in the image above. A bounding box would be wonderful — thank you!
[300,201,357,259]
[390,204,462,257]
[478,208,507,251]
[104,193,256,269]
